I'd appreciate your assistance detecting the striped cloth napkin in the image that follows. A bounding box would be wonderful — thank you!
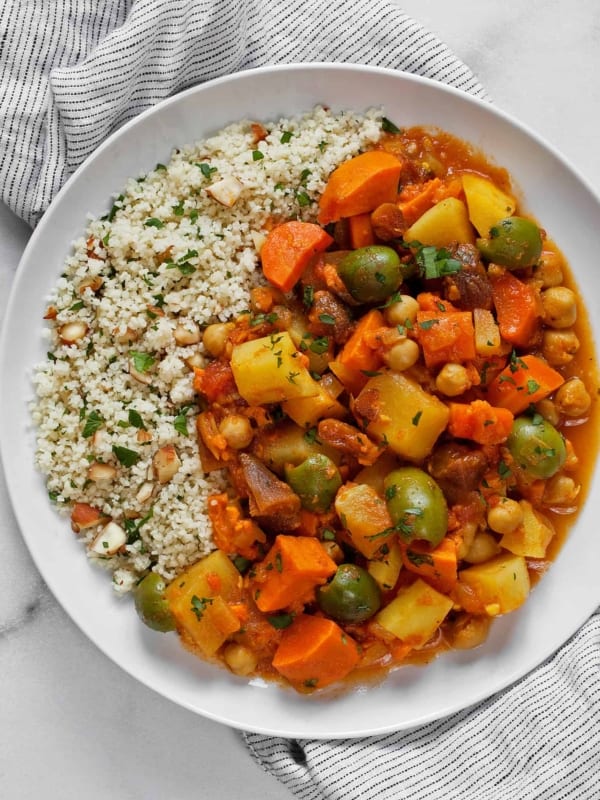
[1,2,598,798]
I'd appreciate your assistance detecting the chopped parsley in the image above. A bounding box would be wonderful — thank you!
[191,595,213,621]
[318,313,336,325]
[197,162,218,178]
[82,410,103,438]
[128,409,145,429]
[130,351,155,373]
[381,116,401,134]
[252,150,264,161]
[144,217,164,229]
[267,613,294,629]
[280,131,293,144]
[112,445,141,467]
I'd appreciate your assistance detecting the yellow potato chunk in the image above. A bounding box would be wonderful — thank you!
[499,500,555,558]
[230,332,319,405]
[462,173,516,236]
[473,308,503,356]
[356,372,450,461]
[166,550,242,656]
[458,552,530,615]
[282,379,346,428]
[368,541,403,591]
[335,483,395,559]
[375,578,453,646]
[404,197,475,248]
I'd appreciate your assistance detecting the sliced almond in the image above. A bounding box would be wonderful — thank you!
[174,323,201,346]
[44,305,58,320]
[129,362,153,385]
[250,230,267,253]
[59,321,88,344]
[90,521,127,556]
[114,326,140,344]
[136,481,155,504]
[206,176,243,207]
[88,462,117,482]
[137,428,153,444]
[184,352,204,370]
[71,502,109,532]
[152,444,181,484]
[78,276,104,295]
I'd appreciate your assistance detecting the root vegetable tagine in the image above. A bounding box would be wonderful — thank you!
[35,108,597,694]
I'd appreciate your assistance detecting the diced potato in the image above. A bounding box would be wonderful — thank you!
[354,451,400,495]
[230,332,319,405]
[368,541,403,591]
[404,197,475,248]
[473,308,503,356]
[457,552,530,615]
[335,483,395,558]
[252,420,341,476]
[462,173,516,237]
[356,372,449,461]
[166,550,243,656]
[499,500,555,558]
[282,379,346,427]
[375,578,453,646]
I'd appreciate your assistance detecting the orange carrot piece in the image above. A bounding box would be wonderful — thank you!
[486,354,565,414]
[338,308,385,373]
[297,508,320,537]
[398,178,443,226]
[416,309,476,368]
[261,221,333,292]
[272,614,360,689]
[490,271,542,347]
[400,537,458,594]
[416,292,460,313]
[318,151,404,225]
[348,212,376,248]
[252,535,337,613]
[447,400,514,445]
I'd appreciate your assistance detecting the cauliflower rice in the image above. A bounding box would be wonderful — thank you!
[31,106,383,593]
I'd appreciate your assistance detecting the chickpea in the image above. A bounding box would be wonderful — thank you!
[435,363,471,397]
[321,540,345,564]
[384,338,420,372]
[223,643,258,676]
[219,414,254,449]
[543,474,580,507]
[487,497,523,535]
[541,286,577,329]
[534,398,560,427]
[202,322,234,357]
[464,532,501,564]
[542,329,580,366]
[554,377,592,417]
[449,613,492,650]
[383,294,419,327]
[534,250,564,288]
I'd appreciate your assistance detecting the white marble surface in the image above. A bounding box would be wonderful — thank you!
[1,2,599,798]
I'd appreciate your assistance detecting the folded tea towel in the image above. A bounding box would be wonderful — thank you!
[1,2,598,799]
[0,0,485,228]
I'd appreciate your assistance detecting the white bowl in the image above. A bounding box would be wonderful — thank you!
[2,63,600,739]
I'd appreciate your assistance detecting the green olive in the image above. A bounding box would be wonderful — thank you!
[337,245,404,303]
[507,415,567,479]
[383,467,448,546]
[317,563,382,623]
[133,573,176,632]
[476,217,543,269]
[285,453,342,512]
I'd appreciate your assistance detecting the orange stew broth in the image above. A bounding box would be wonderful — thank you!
[179,126,599,693]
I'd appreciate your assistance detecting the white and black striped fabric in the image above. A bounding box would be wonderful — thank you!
[2,2,598,798]
[0,0,486,228]
[246,612,600,798]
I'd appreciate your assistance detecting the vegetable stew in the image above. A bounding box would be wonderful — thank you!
[132,122,598,693]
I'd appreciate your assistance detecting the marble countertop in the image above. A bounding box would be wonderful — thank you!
[2,2,599,798]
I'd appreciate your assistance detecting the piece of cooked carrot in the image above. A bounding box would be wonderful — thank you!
[490,270,542,347]
[447,399,514,445]
[398,178,443,226]
[337,307,385,374]
[348,212,376,248]
[272,614,360,690]
[416,309,476,367]
[318,151,404,225]
[251,535,337,612]
[261,221,333,292]
[400,536,458,594]
[486,353,565,414]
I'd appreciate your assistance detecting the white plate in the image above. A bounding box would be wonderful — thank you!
[2,63,600,739]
